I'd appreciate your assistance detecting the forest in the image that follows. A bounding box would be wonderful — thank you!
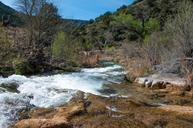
[1,0,193,79]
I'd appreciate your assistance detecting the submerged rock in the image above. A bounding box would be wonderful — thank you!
[14,89,193,128]
[0,83,20,93]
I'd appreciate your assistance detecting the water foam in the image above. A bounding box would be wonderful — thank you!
[0,64,125,127]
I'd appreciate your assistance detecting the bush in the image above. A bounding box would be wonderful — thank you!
[52,31,81,66]
[0,67,14,76]
[13,57,36,75]
[104,46,116,54]
[121,42,141,58]
[144,18,160,37]
[160,0,193,75]
[0,27,13,63]
[110,14,160,41]
[165,0,193,58]
[142,32,164,66]
[52,31,66,59]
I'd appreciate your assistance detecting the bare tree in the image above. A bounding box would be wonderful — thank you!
[15,0,61,71]
[165,0,193,59]
[142,32,162,66]
[163,0,193,85]
[1,15,10,27]
[17,0,42,45]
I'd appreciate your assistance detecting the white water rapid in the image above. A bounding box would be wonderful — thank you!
[0,63,126,128]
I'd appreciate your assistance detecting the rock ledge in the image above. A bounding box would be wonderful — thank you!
[135,73,191,91]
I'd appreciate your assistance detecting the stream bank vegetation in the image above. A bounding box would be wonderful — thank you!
[1,0,193,79]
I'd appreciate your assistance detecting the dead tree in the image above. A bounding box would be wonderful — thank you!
[1,15,10,27]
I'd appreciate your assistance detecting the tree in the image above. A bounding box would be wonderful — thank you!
[110,14,159,41]
[35,2,61,47]
[162,0,193,75]
[52,32,81,66]
[0,27,12,64]
[165,0,193,58]
[16,0,61,73]
[95,11,113,26]
[17,0,60,47]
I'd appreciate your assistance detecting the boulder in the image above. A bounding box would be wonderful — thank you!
[135,73,190,91]
[15,119,70,128]
[15,102,85,128]
[0,82,20,93]
[158,105,193,115]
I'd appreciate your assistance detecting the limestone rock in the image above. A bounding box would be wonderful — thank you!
[135,73,190,91]
[15,102,85,128]
[159,105,193,115]
[15,119,70,128]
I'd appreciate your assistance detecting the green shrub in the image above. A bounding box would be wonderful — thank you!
[52,31,81,66]
[52,31,66,59]
[0,27,12,61]
[144,18,160,37]
[82,38,94,51]
[0,67,14,76]
[105,46,116,54]
[13,57,35,75]
[111,14,142,32]
[110,14,160,41]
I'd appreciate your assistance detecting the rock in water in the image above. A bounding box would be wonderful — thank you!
[0,83,20,93]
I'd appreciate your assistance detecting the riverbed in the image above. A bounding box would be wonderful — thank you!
[0,62,126,128]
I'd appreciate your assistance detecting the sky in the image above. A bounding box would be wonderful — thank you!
[0,0,133,20]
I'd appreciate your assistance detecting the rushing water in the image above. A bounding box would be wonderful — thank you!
[0,63,126,128]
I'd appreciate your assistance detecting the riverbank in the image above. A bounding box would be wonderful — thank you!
[2,50,193,128]
[14,83,193,128]
[107,48,192,91]
[0,62,126,127]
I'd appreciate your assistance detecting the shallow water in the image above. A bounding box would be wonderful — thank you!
[0,63,126,128]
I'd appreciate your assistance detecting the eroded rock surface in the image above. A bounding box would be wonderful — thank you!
[158,105,193,115]
[14,85,193,128]
[135,73,191,91]
[15,92,86,128]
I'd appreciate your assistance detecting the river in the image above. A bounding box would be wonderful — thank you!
[0,62,126,128]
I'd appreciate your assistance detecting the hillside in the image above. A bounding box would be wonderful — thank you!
[61,19,88,32]
[71,0,182,50]
[0,1,17,16]
[0,0,193,77]
[0,1,88,28]
[0,1,89,75]
[0,1,22,25]
[2,1,193,128]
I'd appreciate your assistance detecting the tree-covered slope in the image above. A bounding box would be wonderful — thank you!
[0,1,88,27]
[0,1,22,25]
[71,0,185,50]
[0,1,16,16]
[60,19,88,33]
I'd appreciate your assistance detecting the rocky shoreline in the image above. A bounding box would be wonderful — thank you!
[13,81,193,128]
[5,52,193,128]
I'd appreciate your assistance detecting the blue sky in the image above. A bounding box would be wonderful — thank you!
[1,0,133,20]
